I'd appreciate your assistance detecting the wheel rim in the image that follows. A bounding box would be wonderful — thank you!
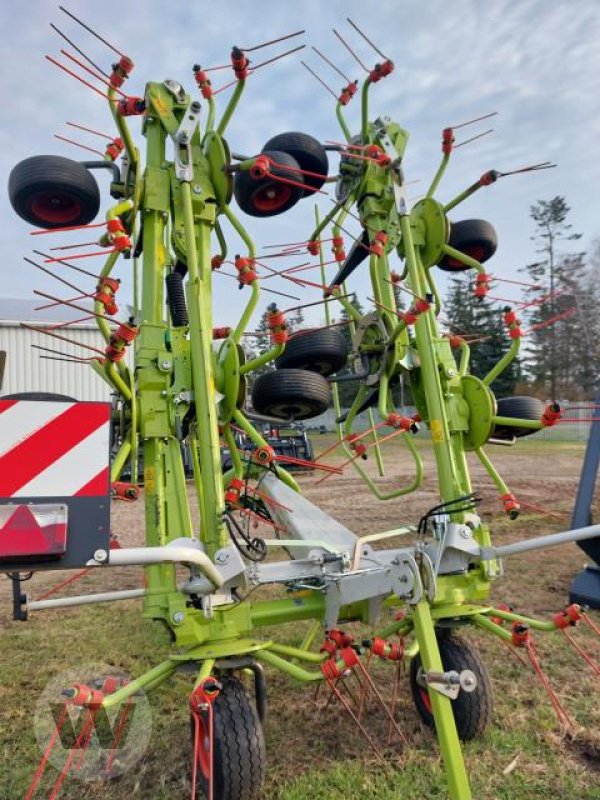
[419,686,433,714]
[31,192,82,224]
[267,401,316,418]
[447,244,485,268]
[252,183,292,212]
[195,715,211,780]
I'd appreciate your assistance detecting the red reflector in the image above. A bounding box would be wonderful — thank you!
[0,503,68,560]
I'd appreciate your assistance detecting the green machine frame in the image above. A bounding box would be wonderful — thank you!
[10,18,600,800]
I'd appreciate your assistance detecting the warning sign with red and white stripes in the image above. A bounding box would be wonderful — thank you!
[0,400,110,498]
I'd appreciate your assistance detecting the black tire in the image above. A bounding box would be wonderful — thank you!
[1,392,76,401]
[252,369,331,420]
[437,219,497,271]
[8,155,100,229]
[233,150,304,217]
[275,328,348,376]
[492,395,544,440]
[262,132,328,195]
[192,676,265,800]
[410,635,493,741]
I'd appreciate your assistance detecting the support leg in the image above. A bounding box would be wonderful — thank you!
[412,600,472,800]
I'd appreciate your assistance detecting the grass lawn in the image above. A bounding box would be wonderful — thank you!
[1,438,599,799]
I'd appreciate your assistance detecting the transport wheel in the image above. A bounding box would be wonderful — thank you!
[275,328,348,376]
[1,392,76,401]
[410,634,493,741]
[8,155,100,229]
[233,150,304,217]
[252,369,331,420]
[192,676,265,800]
[437,219,497,271]
[492,395,544,441]
[261,132,328,195]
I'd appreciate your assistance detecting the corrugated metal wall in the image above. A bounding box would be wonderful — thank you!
[0,322,132,401]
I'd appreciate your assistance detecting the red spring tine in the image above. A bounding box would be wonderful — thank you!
[105,697,133,774]
[353,656,407,743]
[35,295,93,312]
[262,238,313,249]
[214,269,300,300]
[24,256,87,296]
[301,61,338,101]
[524,639,573,728]
[49,241,103,251]
[490,274,543,289]
[241,29,305,53]
[368,296,403,320]
[582,612,600,637]
[454,128,494,149]
[332,28,370,72]
[275,454,342,473]
[449,111,498,130]
[50,23,111,79]
[24,703,70,800]
[249,44,306,72]
[30,221,107,236]
[261,262,318,281]
[311,46,353,83]
[31,343,95,361]
[387,659,403,744]
[321,672,385,761]
[60,49,129,97]
[266,154,328,183]
[32,289,120,327]
[66,120,114,140]
[281,294,350,315]
[54,134,105,157]
[272,261,318,277]
[43,248,118,263]
[59,5,126,57]
[45,55,111,101]
[561,629,600,676]
[333,220,371,252]
[39,354,94,364]
[525,308,576,333]
[499,161,556,177]
[212,76,240,96]
[32,249,102,280]
[345,18,389,61]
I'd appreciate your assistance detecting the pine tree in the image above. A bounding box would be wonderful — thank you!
[444,274,521,397]
[521,197,592,399]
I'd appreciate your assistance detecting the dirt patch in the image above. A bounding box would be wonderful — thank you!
[0,440,591,625]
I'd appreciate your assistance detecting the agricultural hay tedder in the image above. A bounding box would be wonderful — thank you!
[3,9,600,800]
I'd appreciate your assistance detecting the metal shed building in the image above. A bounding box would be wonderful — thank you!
[0,298,130,400]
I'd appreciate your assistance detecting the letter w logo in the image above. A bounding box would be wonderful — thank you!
[49,701,134,751]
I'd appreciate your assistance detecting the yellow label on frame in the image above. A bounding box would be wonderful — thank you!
[144,467,156,493]
[430,419,444,443]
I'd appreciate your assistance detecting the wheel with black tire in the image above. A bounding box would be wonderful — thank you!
[492,396,544,441]
[275,328,348,376]
[437,219,497,271]
[233,150,304,217]
[192,676,265,800]
[410,634,493,741]
[252,369,331,420]
[261,132,328,195]
[8,155,100,229]
[1,392,76,401]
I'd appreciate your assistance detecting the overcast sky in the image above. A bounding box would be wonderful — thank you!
[1,0,598,330]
